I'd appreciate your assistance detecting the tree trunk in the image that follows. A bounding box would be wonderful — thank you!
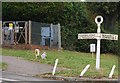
[104,14,117,32]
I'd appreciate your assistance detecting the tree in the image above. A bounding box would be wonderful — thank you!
[86,2,119,32]
[2,2,119,54]
[86,2,119,54]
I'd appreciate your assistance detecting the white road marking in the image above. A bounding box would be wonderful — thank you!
[0,78,19,81]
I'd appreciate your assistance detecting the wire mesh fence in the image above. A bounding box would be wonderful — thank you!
[31,21,61,48]
[2,21,61,49]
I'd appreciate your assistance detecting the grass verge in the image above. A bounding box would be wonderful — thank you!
[0,62,8,71]
[2,48,118,78]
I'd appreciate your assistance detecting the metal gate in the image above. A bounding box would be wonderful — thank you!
[2,21,28,45]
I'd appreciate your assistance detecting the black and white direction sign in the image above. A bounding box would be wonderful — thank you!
[78,33,97,39]
[78,33,118,40]
[101,34,118,40]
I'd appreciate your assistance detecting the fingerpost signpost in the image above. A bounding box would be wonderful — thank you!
[78,16,118,70]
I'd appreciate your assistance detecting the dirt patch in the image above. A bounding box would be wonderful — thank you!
[2,44,50,50]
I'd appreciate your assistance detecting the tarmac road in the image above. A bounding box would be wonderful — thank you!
[1,55,66,82]
[1,71,55,81]
[2,55,66,76]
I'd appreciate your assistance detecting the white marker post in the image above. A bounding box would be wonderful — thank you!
[35,49,40,59]
[78,15,118,70]
[108,65,116,78]
[52,59,59,76]
[80,64,90,77]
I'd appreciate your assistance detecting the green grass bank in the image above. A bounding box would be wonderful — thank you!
[2,48,118,78]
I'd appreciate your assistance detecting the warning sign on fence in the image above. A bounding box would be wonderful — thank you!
[9,23,13,30]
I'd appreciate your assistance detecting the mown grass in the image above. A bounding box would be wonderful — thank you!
[2,48,118,78]
[0,62,8,71]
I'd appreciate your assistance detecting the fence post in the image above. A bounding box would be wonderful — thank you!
[50,23,53,48]
[29,20,31,44]
[0,21,2,45]
[25,22,28,44]
[58,23,61,50]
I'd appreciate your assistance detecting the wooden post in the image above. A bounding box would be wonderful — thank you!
[50,23,53,48]
[14,22,17,44]
[92,52,93,58]
[25,22,28,44]
[0,2,1,45]
[58,23,61,50]
[0,21,2,45]
[11,29,14,45]
[29,20,31,44]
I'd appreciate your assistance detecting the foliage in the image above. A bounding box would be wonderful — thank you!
[86,2,119,54]
[2,2,119,54]
[86,2,119,32]
[86,3,118,15]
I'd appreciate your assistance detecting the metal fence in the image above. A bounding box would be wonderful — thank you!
[31,21,61,48]
[2,21,28,45]
[2,20,61,49]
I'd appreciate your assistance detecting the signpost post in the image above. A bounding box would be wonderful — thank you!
[78,15,118,70]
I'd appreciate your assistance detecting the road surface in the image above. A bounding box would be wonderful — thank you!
[1,55,66,82]
[2,55,66,76]
[1,71,55,82]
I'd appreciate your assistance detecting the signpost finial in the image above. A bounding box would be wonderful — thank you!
[95,16,103,28]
